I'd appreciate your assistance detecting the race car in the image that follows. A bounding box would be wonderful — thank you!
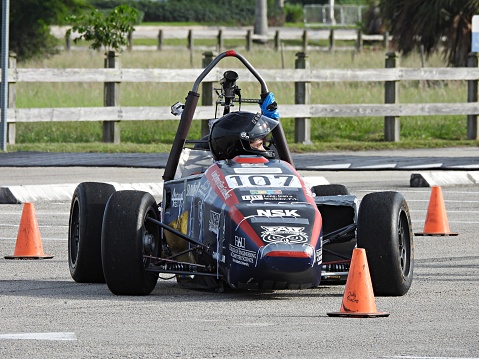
[68,50,414,296]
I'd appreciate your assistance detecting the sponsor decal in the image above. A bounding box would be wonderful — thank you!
[234,235,246,248]
[316,249,322,264]
[260,226,308,244]
[186,182,201,196]
[226,175,301,188]
[264,194,297,201]
[256,209,300,217]
[241,195,264,201]
[234,167,282,174]
[229,243,257,267]
[171,188,183,207]
[250,190,282,195]
[196,180,212,198]
[209,211,220,234]
[211,170,231,200]
[199,180,210,193]
[242,194,298,201]
[251,113,260,125]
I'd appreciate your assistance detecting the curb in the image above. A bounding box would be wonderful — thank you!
[0,182,164,204]
[410,171,479,187]
[3,171,478,202]
[0,176,330,204]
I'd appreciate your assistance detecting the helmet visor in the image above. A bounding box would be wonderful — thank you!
[246,113,279,141]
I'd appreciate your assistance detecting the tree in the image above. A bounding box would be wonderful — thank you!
[1,0,89,62]
[380,0,479,67]
[66,5,138,53]
[254,0,268,40]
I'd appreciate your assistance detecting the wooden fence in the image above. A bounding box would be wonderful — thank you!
[54,26,388,53]
[3,51,479,145]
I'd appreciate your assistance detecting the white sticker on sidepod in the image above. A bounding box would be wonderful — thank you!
[234,167,282,174]
[226,174,301,188]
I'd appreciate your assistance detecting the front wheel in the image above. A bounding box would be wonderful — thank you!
[68,182,116,283]
[101,190,160,295]
[357,191,414,296]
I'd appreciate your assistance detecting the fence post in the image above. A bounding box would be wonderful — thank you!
[384,51,399,142]
[127,31,133,51]
[157,30,163,51]
[103,51,121,144]
[187,29,194,50]
[329,29,335,52]
[7,52,16,145]
[246,30,252,51]
[294,52,311,144]
[274,30,280,51]
[383,31,389,50]
[65,34,71,51]
[302,30,308,52]
[201,51,216,137]
[356,29,363,53]
[217,30,223,52]
[467,52,479,140]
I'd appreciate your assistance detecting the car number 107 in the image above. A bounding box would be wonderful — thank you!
[225,175,301,188]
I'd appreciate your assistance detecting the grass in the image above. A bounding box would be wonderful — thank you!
[8,48,479,153]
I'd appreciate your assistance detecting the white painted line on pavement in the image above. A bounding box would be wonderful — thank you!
[412,220,479,224]
[410,210,479,213]
[407,199,479,203]
[0,332,77,341]
[449,164,479,169]
[355,163,397,169]
[306,163,352,169]
[0,224,68,228]
[401,163,444,169]
[0,237,66,241]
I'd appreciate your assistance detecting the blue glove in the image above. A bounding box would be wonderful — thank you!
[260,92,279,119]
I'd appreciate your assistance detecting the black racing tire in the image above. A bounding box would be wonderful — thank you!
[68,182,116,283]
[101,190,160,295]
[311,184,350,196]
[357,191,414,296]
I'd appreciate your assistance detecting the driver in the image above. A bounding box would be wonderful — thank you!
[209,112,278,160]
[208,92,280,161]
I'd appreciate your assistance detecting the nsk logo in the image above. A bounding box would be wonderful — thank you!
[256,209,299,217]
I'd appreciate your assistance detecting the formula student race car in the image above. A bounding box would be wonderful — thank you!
[68,50,414,296]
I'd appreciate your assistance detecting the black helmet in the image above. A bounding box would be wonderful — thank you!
[209,111,279,160]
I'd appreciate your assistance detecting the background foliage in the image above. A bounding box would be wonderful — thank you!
[66,4,138,53]
[380,0,479,67]
[1,0,90,62]
[88,0,256,24]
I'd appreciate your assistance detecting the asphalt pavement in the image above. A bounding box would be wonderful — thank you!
[0,147,478,204]
[1,147,478,170]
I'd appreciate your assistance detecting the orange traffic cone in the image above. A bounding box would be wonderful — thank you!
[327,248,389,318]
[4,203,54,259]
[415,186,458,236]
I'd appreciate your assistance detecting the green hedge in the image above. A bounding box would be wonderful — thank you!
[88,0,256,24]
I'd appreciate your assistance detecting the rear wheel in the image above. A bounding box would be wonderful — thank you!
[101,190,160,295]
[68,182,116,283]
[357,191,414,296]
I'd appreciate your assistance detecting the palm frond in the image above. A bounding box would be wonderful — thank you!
[380,0,479,66]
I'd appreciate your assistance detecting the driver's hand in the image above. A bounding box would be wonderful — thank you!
[260,92,279,119]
